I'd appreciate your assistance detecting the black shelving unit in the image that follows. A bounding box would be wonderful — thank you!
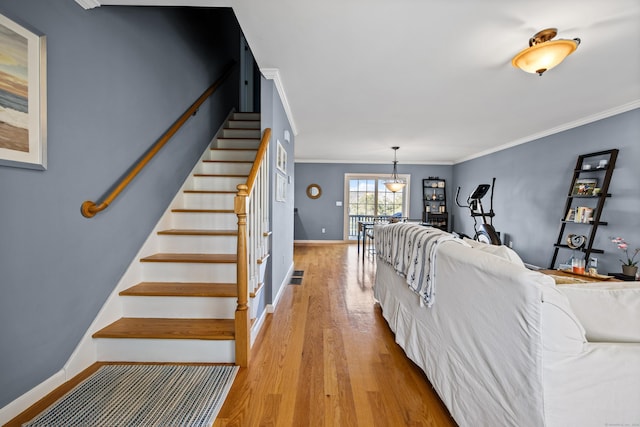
[423,178,448,231]
[549,149,618,269]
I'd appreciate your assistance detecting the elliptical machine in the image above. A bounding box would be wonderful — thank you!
[455,177,501,245]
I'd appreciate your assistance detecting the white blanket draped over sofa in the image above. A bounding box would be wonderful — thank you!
[373,223,640,427]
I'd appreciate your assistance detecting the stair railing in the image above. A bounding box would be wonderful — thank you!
[80,61,236,218]
[235,127,271,367]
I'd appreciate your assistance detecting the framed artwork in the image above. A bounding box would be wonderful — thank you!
[0,13,47,170]
[276,140,287,174]
[276,173,286,202]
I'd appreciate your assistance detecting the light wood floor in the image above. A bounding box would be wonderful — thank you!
[214,243,456,426]
[6,244,456,427]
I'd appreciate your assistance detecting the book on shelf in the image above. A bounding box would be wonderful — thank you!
[565,208,575,221]
[574,206,594,223]
[572,178,598,196]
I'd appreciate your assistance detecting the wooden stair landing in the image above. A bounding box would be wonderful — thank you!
[92,318,235,340]
[120,282,237,297]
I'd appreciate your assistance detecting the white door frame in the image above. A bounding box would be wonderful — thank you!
[343,173,411,240]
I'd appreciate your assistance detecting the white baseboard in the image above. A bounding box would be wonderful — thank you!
[251,305,269,345]
[0,369,65,425]
[294,240,349,245]
[267,261,294,313]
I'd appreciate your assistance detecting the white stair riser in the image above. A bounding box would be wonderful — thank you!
[142,262,236,282]
[228,120,260,129]
[122,296,236,319]
[233,112,260,121]
[96,338,234,363]
[192,176,246,191]
[222,129,261,139]
[215,139,260,149]
[158,235,237,253]
[198,162,252,175]
[181,193,234,210]
[171,212,237,229]
[208,149,257,161]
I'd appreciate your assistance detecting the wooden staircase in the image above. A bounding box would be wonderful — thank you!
[92,112,262,364]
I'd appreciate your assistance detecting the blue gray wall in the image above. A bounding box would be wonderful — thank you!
[0,2,240,408]
[262,78,295,302]
[452,108,640,274]
[294,110,639,276]
[294,163,452,240]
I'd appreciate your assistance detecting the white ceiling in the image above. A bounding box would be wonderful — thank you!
[82,0,640,164]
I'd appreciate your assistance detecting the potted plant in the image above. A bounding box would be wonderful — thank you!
[611,237,640,277]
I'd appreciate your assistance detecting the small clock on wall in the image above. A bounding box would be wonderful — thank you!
[306,184,322,199]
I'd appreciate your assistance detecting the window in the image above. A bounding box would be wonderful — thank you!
[344,174,410,239]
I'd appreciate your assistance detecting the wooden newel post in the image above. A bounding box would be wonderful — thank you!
[234,184,250,367]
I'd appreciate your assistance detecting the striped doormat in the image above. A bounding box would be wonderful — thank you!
[24,364,238,426]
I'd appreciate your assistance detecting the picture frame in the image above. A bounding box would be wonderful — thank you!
[276,140,287,174]
[0,13,47,170]
[572,178,597,196]
[276,172,286,202]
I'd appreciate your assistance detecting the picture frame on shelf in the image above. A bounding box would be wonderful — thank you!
[0,13,47,170]
[572,178,597,196]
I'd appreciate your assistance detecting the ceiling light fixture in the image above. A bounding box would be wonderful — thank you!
[512,28,580,76]
[385,146,406,193]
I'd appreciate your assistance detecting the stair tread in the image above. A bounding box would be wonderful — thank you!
[193,173,248,178]
[210,148,257,151]
[92,318,235,340]
[141,253,237,263]
[183,190,236,194]
[158,229,238,236]
[172,209,234,213]
[202,160,253,163]
[121,282,237,297]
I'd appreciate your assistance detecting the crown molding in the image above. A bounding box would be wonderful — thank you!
[75,0,101,9]
[455,100,640,164]
[261,68,298,136]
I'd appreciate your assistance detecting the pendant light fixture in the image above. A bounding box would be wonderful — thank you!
[512,28,580,76]
[385,146,406,192]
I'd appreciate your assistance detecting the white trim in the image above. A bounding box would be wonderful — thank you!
[78,0,233,7]
[0,370,65,425]
[295,158,453,165]
[250,305,269,345]
[454,101,640,164]
[343,173,411,240]
[267,260,294,313]
[261,68,298,135]
[74,0,101,9]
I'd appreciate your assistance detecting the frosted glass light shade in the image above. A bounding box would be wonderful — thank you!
[385,181,406,192]
[512,29,580,76]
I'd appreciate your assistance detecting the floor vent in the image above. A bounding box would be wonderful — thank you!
[290,270,304,285]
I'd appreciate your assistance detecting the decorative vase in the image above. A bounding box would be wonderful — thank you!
[621,264,638,278]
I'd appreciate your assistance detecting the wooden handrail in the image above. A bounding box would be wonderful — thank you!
[81,61,236,218]
[245,128,271,193]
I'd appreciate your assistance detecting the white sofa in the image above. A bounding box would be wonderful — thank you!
[373,223,640,427]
